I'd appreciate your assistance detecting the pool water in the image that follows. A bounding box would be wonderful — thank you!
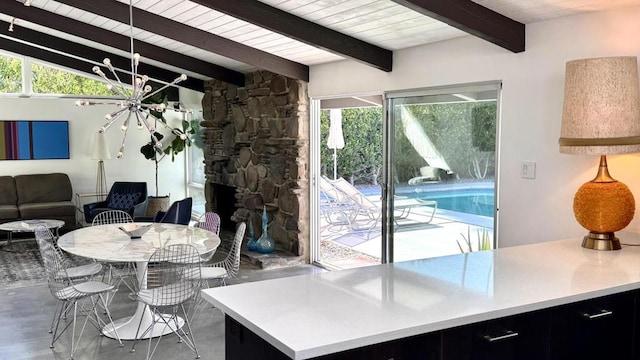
[402,189,495,217]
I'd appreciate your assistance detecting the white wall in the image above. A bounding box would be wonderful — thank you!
[0,86,203,203]
[309,5,640,248]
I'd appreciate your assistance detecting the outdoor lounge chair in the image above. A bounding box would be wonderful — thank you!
[408,166,443,185]
[323,176,379,221]
[319,177,378,236]
[322,176,438,228]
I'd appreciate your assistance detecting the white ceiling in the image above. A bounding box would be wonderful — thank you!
[5,0,640,80]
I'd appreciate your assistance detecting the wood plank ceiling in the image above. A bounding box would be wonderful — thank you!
[1,0,639,92]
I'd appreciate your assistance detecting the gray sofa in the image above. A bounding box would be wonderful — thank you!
[0,173,76,231]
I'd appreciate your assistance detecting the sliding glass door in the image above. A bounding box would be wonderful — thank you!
[384,82,501,262]
[311,83,500,268]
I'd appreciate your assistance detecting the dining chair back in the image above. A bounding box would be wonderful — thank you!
[92,209,134,226]
[91,209,137,296]
[35,226,122,359]
[35,226,102,281]
[130,244,202,360]
[195,211,221,234]
[192,222,246,287]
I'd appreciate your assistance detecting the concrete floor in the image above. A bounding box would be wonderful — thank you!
[0,259,323,360]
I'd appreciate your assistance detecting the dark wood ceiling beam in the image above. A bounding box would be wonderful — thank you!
[0,21,205,92]
[0,0,244,86]
[55,0,309,81]
[190,0,393,72]
[390,0,525,53]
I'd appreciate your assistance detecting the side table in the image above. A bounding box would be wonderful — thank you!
[75,192,107,227]
[0,219,65,251]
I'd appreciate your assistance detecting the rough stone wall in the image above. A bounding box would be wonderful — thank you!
[201,71,309,260]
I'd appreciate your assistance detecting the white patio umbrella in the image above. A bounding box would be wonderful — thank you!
[326,109,345,180]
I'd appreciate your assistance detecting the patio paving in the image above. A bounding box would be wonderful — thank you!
[319,207,494,269]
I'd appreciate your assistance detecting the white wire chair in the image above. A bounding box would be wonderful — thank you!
[91,210,138,296]
[35,227,105,335]
[185,222,246,322]
[194,212,221,263]
[35,226,122,359]
[202,222,245,286]
[130,244,202,360]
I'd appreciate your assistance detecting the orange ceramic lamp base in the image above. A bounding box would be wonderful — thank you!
[573,156,635,250]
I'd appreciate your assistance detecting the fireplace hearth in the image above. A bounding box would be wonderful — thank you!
[209,183,237,232]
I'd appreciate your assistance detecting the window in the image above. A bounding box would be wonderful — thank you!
[0,50,115,97]
[0,53,22,93]
[187,110,205,216]
[31,63,113,96]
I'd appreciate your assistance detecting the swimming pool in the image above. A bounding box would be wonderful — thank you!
[399,187,495,217]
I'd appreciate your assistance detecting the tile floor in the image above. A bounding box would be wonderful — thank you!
[0,255,323,360]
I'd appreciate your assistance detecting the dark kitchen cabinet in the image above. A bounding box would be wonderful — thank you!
[550,290,637,360]
[225,290,640,360]
[441,308,551,360]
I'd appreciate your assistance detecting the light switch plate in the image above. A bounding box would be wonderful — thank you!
[521,161,536,179]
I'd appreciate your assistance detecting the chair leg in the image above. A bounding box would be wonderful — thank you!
[179,304,200,359]
[49,300,64,334]
[98,293,123,347]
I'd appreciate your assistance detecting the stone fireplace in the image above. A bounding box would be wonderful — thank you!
[201,71,309,262]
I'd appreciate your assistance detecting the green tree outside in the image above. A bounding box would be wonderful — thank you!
[0,53,113,96]
[320,101,496,185]
[0,56,22,93]
[32,63,113,96]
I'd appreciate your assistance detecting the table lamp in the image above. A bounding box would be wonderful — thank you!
[92,132,111,201]
[559,56,640,250]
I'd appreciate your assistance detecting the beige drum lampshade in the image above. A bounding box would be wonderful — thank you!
[559,56,640,154]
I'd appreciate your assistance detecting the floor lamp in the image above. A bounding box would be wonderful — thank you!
[92,132,111,201]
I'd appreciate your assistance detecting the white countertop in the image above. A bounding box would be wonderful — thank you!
[201,234,640,359]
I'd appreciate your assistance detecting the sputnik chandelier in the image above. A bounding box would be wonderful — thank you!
[75,0,192,158]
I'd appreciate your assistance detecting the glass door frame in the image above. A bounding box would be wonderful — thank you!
[309,93,385,267]
[382,81,502,263]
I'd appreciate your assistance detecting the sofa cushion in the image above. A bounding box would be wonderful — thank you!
[0,176,17,206]
[18,201,75,219]
[107,192,142,211]
[0,204,19,220]
[15,173,72,205]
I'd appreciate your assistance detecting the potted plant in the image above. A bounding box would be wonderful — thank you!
[139,92,200,212]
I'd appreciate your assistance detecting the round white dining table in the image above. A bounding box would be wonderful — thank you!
[57,223,220,340]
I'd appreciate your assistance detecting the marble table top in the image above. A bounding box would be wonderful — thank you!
[57,223,220,263]
[0,219,65,232]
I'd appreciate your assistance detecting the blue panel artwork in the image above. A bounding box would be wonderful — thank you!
[0,121,69,160]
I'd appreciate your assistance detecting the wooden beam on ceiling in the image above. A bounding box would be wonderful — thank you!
[390,0,525,53]
[55,0,309,82]
[0,21,205,92]
[190,0,393,72]
[0,1,244,86]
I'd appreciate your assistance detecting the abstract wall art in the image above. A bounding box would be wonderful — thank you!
[0,120,70,160]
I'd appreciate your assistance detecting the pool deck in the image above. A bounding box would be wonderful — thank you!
[320,207,494,269]
[319,181,496,270]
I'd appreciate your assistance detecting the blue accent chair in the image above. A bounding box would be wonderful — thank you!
[83,182,148,224]
[154,197,193,225]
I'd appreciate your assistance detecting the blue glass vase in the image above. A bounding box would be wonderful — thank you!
[246,220,258,251]
[256,206,275,254]
[256,233,275,254]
